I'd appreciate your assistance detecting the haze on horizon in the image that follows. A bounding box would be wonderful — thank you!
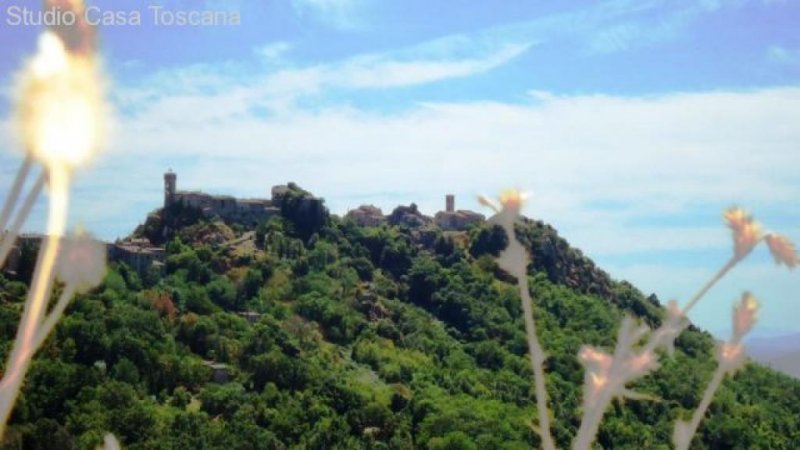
[0,0,798,337]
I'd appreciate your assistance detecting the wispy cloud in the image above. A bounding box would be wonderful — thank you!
[767,45,800,69]
[291,0,367,31]
[584,0,752,54]
[116,36,533,119]
[334,42,532,88]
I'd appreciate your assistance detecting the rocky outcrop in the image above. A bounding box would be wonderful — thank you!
[515,218,615,299]
[512,218,662,324]
[271,184,291,204]
[387,203,431,228]
[346,205,385,227]
[185,221,236,246]
[355,285,388,321]
[277,183,329,239]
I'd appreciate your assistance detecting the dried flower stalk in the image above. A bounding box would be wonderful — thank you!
[482,190,556,450]
[0,173,46,264]
[673,293,759,450]
[572,207,795,450]
[0,156,32,233]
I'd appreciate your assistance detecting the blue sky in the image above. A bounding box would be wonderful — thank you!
[0,0,799,336]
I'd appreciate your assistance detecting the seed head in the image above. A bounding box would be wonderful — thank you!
[765,234,798,269]
[732,292,759,339]
[723,207,762,260]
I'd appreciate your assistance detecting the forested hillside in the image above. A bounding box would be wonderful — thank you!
[1,190,798,449]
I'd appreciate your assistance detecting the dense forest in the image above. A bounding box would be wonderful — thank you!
[1,186,798,449]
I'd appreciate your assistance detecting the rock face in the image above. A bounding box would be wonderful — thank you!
[355,285,388,321]
[187,221,237,246]
[276,183,329,239]
[270,185,291,204]
[434,210,485,231]
[387,203,432,228]
[346,205,385,227]
[515,218,615,300]
[469,218,662,324]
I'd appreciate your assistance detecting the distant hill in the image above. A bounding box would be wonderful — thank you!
[761,351,800,378]
[1,187,798,449]
[747,333,800,378]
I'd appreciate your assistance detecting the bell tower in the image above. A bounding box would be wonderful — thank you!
[164,170,176,208]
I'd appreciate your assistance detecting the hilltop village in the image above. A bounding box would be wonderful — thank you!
[161,170,484,232]
[3,173,796,449]
[3,171,486,277]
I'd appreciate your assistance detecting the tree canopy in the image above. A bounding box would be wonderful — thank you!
[0,205,797,449]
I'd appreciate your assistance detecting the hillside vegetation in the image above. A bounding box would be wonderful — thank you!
[1,191,798,449]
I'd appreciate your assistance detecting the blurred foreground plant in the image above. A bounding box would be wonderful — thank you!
[0,0,111,444]
[480,194,797,450]
[481,190,556,450]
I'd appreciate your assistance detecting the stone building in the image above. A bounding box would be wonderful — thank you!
[434,195,485,231]
[164,171,279,226]
[0,234,163,278]
[0,233,41,275]
[345,195,484,231]
[108,238,166,274]
[164,170,176,207]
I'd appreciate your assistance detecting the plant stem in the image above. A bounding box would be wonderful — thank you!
[31,285,76,351]
[0,173,46,266]
[519,276,556,450]
[682,256,738,316]
[572,384,615,450]
[0,155,32,232]
[572,256,738,450]
[674,366,727,450]
[0,166,69,437]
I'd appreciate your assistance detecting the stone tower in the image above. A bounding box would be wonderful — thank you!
[164,170,176,208]
[445,194,455,213]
